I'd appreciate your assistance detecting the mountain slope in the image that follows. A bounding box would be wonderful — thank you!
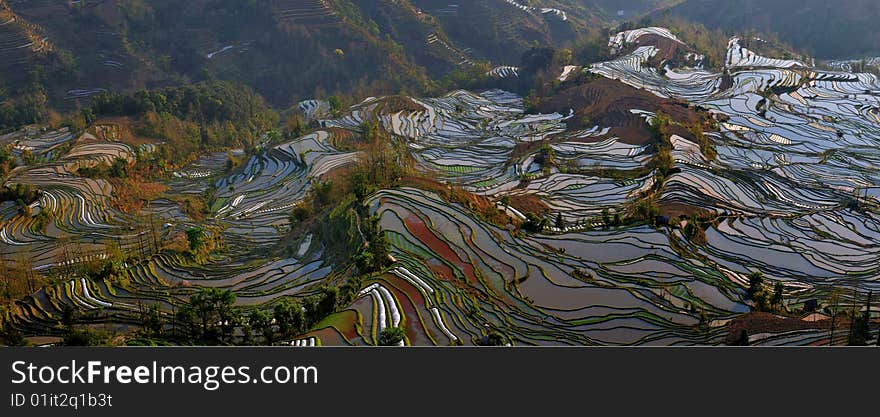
[0,2,53,90]
[3,0,603,112]
[663,0,880,59]
[409,0,591,64]
[590,0,681,22]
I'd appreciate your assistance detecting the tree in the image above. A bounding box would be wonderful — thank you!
[555,213,565,231]
[747,272,765,300]
[21,149,34,165]
[364,229,391,272]
[535,144,555,169]
[15,251,38,295]
[178,288,236,344]
[108,157,129,178]
[649,113,671,140]
[139,304,165,338]
[378,327,406,346]
[81,108,96,125]
[771,281,785,311]
[684,216,699,239]
[522,212,547,233]
[328,96,342,115]
[746,272,773,312]
[520,47,556,74]
[635,199,659,224]
[826,287,842,346]
[317,287,339,318]
[0,324,27,346]
[654,146,674,177]
[284,113,306,138]
[734,330,749,346]
[250,309,275,345]
[186,227,204,252]
[477,331,507,346]
[352,172,371,201]
[354,250,375,275]
[59,304,110,346]
[338,276,363,307]
[290,203,312,223]
[311,181,334,209]
[0,257,9,302]
[302,296,319,327]
[848,290,871,346]
[274,299,305,339]
[239,317,254,346]
[63,327,109,346]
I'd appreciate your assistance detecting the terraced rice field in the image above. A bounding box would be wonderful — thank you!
[500,0,568,22]
[487,65,520,78]
[329,90,572,194]
[2,129,350,337]
[828,57,880,73]
[362,187,743,345]
[591,30,880,218]
[276,0,341,29]
[324,27,880,345]
[589,28,880,334]
[426,32,475,67]
[0,6,49,88]
[1,127,75,160]
[4,25,880,345]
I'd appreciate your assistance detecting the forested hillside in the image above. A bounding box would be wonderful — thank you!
[663,0,880,58]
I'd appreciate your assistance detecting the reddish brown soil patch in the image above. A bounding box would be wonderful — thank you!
[658,202,715,220]
[667,124,700,143]
[377,95,424,113]
[383,275,426,309]
[536,78,706,145]
[510,141,544,160]
[403,213,477,284]
[608,126,651,145]
[635,34,681,65]
[306,326,351,346]
[726,312,830,345]
[425,260,456,288]
[507,194,549,216]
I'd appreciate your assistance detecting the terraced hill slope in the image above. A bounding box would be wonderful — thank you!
[5,0,435,106]
[2,1,879,347]
[5,0,169,102]
[1,0,603,112]
[4,24,880,346]
[663,0,880,59]
[0,1,54,91]
[409,0,590,64]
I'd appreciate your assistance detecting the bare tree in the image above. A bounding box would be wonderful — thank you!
[827,287,842,346]
[14,251,37,295]
[0,256,11,301]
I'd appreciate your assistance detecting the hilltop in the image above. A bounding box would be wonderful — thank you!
[0,0,605,115]
[661,0,880,59]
